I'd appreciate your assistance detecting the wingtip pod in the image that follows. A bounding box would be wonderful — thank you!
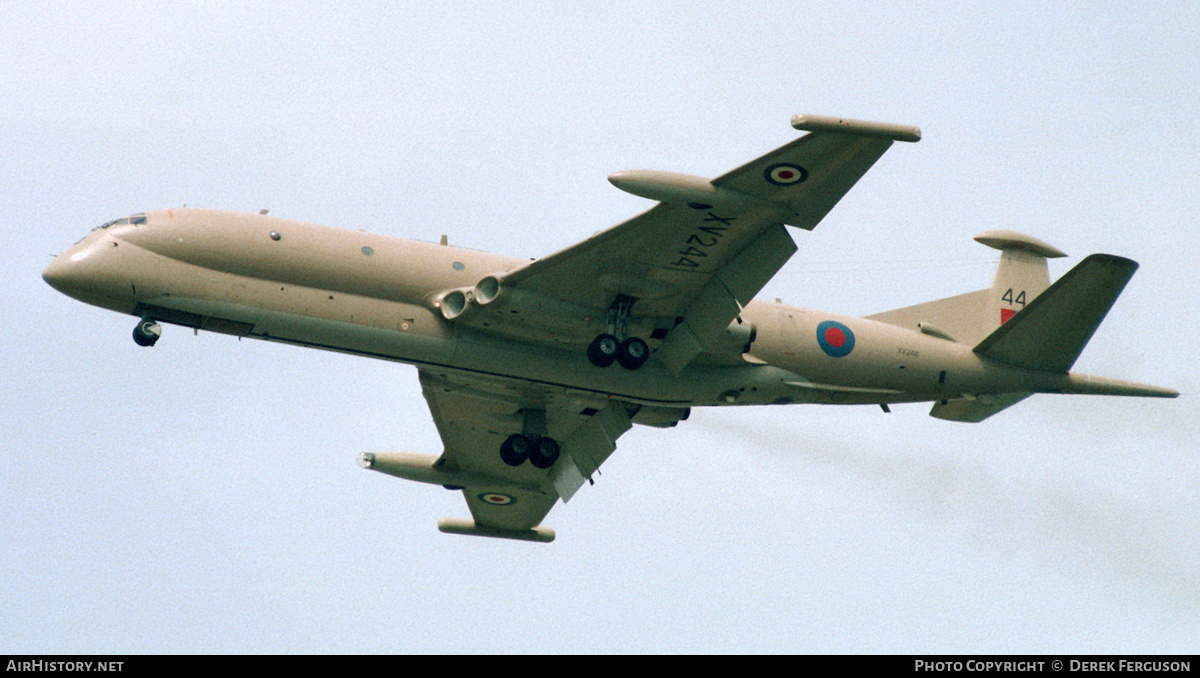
[791,114,921,142]
[437,517,556,543]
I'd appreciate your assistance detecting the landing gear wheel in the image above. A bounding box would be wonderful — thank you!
[587,334,619,368]
[133,319,162,347]
[616,337,649,370]
[528,437,561,469]
[499,434,531,467]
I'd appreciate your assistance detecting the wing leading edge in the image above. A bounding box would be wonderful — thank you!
[444,114,920,373]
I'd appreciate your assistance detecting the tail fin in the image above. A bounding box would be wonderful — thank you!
[975,230,1068,333]
[867,230,1067,346]
[973,253,1138,372]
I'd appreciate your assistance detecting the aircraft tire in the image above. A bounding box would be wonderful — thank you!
[133,319,161,347]
[528,437,560,469]
[500,433,531,466]
[616,337,649,370]
[587,334,619,368]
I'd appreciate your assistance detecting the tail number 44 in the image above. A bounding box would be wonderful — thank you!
[999,288,1026,324]
[1002,288,1026,307]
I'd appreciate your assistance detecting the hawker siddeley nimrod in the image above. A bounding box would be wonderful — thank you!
[44,114,1177,542]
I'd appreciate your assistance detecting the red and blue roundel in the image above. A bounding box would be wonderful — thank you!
[816,320,855,358]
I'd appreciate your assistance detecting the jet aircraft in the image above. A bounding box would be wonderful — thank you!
[43,114,1177,542]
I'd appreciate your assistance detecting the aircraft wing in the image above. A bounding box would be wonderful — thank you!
[493,115,920,372]
[413,369,633,541]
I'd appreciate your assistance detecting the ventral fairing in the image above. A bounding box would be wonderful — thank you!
[44,114,1177,542]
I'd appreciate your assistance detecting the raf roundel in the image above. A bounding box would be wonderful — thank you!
[478,492,515,506]
[764,162,809,186]
[816,320,855,358]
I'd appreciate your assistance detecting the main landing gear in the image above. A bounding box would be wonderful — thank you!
[500,409,562,469]
[587,334,648,370]
[500,433,561,469]
[587,294,649,370]
[133,318,161,347]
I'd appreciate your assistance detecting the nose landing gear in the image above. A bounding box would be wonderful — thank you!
[133,319,161,347]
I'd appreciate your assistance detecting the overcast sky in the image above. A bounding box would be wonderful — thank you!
[4,1,1197,653]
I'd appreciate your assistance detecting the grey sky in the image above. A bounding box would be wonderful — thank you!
[4,2,1196,652]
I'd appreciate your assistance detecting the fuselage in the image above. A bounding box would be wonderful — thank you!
[43,208,1093,411]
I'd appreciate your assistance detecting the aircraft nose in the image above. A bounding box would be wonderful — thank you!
[43,250,83,295]
[43,238,114,300]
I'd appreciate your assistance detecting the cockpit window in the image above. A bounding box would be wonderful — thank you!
[92,213,147,231]
[93,217,128,230]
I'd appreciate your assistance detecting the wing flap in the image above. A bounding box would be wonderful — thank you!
[655,223,797,373]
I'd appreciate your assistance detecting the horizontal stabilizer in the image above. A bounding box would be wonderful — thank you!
[973,254,1138,372]
[929,393,1033,422]
[1059,373,1179,398]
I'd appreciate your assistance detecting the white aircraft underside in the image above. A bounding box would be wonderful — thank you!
[43,114,1177,542]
